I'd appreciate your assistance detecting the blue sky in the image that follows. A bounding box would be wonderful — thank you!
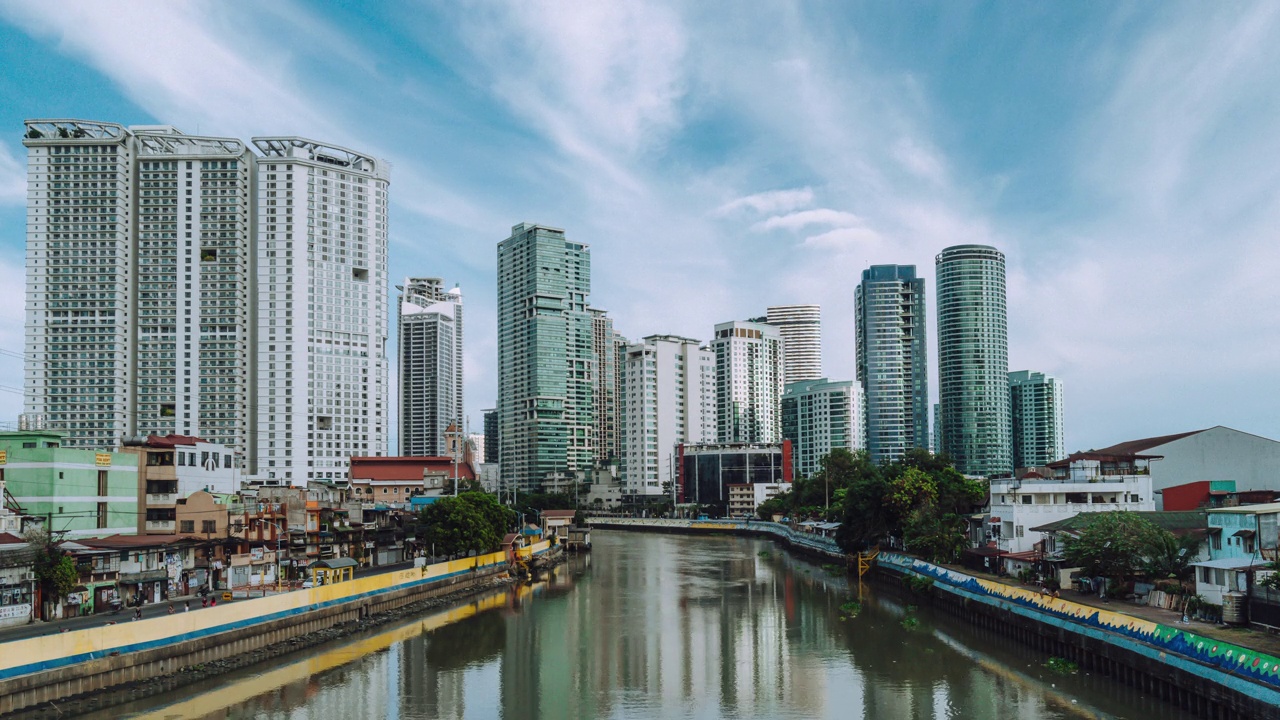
[0,1,1277,452]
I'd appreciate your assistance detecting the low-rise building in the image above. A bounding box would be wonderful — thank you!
[1159,480,1277,511]
[1190,502,1279,606]
[0,535,35,627]
[987,451,1156,554]
[121,435,240,536]
[727,482,790,518]
[1031,510,1209,590]
[1086,426,1280,501]
[0,431,138,537]
[677,442,793,514]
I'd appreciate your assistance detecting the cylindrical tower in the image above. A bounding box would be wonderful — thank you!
[936,245,1011,477]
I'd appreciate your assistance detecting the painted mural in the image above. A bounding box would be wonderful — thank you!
[879,552,1280,691]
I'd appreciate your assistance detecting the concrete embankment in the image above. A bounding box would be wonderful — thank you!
[589,518,846,562]
[0,540,556,716]
[597,518,1280,719]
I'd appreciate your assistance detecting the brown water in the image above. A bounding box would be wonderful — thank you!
[92,531,1195,719]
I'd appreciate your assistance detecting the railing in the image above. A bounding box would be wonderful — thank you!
[588,517,845,557]
[145,519,175,531]
[146,493,178,505]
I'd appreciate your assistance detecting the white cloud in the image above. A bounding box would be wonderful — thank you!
[0,141,25,204]
[715,188,814,216]
[800,227,881,251]
[753,208,862,232]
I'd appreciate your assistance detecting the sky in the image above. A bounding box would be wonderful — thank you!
[0,1,1277,453]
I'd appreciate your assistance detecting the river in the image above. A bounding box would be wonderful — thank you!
[86,531,1195,719]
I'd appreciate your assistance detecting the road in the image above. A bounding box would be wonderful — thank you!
[0,559,422,644]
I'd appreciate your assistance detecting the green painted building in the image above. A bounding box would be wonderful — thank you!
[0,431,139,537]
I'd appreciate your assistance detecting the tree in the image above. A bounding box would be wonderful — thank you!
[1062,512,1165,579]
[1141,529,1202,582]
[26,526,77,605]
[417,492,517,557]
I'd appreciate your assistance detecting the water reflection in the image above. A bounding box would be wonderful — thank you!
[94,532,1192,719]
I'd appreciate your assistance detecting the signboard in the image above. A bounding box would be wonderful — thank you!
[95,452,112,467]
[0,604,31,622]
[250,546,265,561]
[0,450,6,465]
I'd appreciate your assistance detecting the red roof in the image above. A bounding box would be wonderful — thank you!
[1046,450,1163,468]
[348,456,477,481]
[144,434,206,448]
[0,532,25,545]
[542,510,576,518]
[1088,430,1207,456]
[75,534,197,549]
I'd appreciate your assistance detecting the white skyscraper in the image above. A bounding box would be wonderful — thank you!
[782,378,865,480]
[398,277,463,456]
[253,137,389,484]
[22,120,256,456]
[712,320,784,444]
[622,335,715,497]
[766,304,822,382]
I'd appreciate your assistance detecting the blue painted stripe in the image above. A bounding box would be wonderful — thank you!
[0,560,507,681]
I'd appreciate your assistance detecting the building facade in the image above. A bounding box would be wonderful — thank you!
[253,137,390,484]
[781,378,865,480]
[712,321,783,444]
[621,335,715,498]
[398,277,463,456]
[21,120,256,456]
[1009,370,1065,469]
[854,265,928,464]
[988,452,1156,554]
[1089,427,1280,499]
[936,245,1011,477]
[765,305,822,383]
[589,309,622,467]
[677,442,792,510]
[0,431,138,537]
[496,223,594,491]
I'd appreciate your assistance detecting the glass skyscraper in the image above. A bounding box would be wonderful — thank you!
[1009,370,1065,469]
[854,265,929,464]
[936,244,1011,477]
[496,223,594,491]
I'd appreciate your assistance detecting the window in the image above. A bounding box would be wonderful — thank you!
[202,520,217,534]
[1245,536,1255,554]
[1201,566,1211,583]
[180,520,195,533]
[98,470,108,496]
[1211,532,1222,551]
[1214,568,1226,587]
[1021,495,1032,505]
[224,454,232,468]
[97,502,107,529]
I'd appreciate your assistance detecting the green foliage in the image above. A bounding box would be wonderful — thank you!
[884,467,937,515]
[1260,564,1280,590]
[1061,512,1166,579]
[417,492,517,557]
[572,509,586,527]
[25,526,77,602]
[1044,657,1079,675]
[441,477,486,495]
[1142,530,1203,582]
[903,575,935,594]
[839,600,862,618]
[821,563,844,576]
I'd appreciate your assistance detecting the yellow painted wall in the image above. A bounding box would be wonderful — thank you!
[0,550,509,676]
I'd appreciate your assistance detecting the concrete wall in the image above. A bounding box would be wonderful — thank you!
[0,542,551,714]
[1150,426,1280,494]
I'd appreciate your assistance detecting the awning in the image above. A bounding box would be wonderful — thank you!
[1232,529,1256,538]
[988,517,1002,523]
[1206,527,1222,534]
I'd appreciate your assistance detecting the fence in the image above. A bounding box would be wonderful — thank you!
[588,518,845,557]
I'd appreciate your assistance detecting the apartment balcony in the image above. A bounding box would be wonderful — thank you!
[146,493,179,506]
[145,519,176,532]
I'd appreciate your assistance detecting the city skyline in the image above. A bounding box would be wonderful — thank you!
[1,4,1279,453]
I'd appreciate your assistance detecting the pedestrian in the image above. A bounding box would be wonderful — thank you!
[184,601,190,612]
[211,597,217,607]
[201,597,208,608]
[167,604,175,615]
[134,607,142,622]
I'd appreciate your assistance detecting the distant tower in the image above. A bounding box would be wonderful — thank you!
[497,223,594,491]
[398,277,464,456]
[766,305,822,383]
[855,265,929,464]
[782,378,864,480]
[622,335,715,496]
[936,245,1011,477]
[712,320,784,443]
[1009,370,1065,469]
[589,309,621,466]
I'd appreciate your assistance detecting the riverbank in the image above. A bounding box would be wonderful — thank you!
[9,573,519,720]
[596,518,1280,719]
[0,540,560,715]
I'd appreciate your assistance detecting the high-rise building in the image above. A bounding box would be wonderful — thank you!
[22,120,256,457]
[936,244,1011,477]
[589,309,621,467]
[1009,370,1065,469]
[854,265,928,464]
[398,277,463,456]
[765,304,822,382]
[712,320,784,444]
[482,408,498,468]
[253,137,389,483]
[782,378,865,480]
[497,223,594,491]
[622,335,715,497]
[932,402,941,455]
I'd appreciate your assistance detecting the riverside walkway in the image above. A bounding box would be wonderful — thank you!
[587,517,845,558]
